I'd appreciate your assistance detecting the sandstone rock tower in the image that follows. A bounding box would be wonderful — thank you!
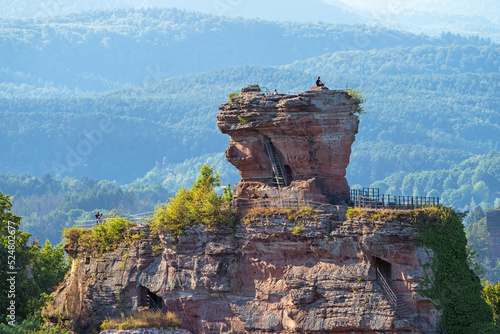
[487,210,500,261]
[217,85,359,209]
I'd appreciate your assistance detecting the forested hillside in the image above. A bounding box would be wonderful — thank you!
[0,8,488,97]
[0,8,499,262]
[1,43,498,187]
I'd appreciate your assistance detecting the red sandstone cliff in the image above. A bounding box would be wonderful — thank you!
[44,212,438,334]
[43,86,440,334]
[217,85,360,209]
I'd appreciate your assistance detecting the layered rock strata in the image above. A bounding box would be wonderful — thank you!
[217,85,360,209]
[45,214,438,334]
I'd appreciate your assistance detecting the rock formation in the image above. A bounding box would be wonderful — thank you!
[217,85,359,209]
[101,329,191,334]
[44,212,438,334]
[44,85,442,334]
[487,210,500,261]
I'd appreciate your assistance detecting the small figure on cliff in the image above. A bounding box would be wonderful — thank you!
[273,89,278,95]
[316,76,325,87]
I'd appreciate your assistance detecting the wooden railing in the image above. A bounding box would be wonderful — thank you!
[350,188,439,210]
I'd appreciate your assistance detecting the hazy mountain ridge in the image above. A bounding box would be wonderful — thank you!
[0,8,490,97]
[1,42,498,185]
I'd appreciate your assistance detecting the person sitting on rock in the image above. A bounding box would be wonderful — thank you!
[316,76,325,87]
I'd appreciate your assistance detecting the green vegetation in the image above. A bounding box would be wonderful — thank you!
[63,216,134,257]
[466,206,500,283]
[100,310,181,330]
[237,116,248,124]
[371,152,500,211]
[346,207,362,219]
[483,281,500,326]
[290,224,305,235]
[413,207,497,333]
[150,165,236,235]
[346,206,500,332]
[345,87,367,114]
[229,92,241,102]
[243,206,315,222]
[0,192,70,331]
[0,172,171,245]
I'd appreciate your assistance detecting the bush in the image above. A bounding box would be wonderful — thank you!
[345,86,367,114]
[62,216,133,256]
[228,92,240,102]
[291,225,305,235]
[100,310,181,330]
[151,165,236,235]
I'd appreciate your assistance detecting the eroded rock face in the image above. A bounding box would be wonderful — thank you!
[217,85,360,209]
[45,215,438,334]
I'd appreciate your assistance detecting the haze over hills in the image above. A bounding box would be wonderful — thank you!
[0,6,499,245]
[2,5,500,332]
[2,8,474,97]
[1,0,499,41]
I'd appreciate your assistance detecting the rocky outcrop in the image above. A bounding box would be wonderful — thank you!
[217,85,360,209]
[487,210,500,262]
[100,329,191,334]
[45,213,438,333]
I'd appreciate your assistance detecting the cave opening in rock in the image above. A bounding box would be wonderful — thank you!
[138,285,163,311]
[375,257,392,279]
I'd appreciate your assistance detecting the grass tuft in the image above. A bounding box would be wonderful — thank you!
[100,310,181,330]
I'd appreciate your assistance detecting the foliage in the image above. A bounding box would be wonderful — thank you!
[0,172,172,245]
[192,165,221,190]
[414,206,496,333]
[290,225,305,235]
[0,192,70,326]
[483,280,500,325]
[0,315,70,334]
[150,164,236,235]
[345,86,367,114]
[222,183,233,203]
[371,151,500,211]
[237,116,249,124]
[347,207,499,331]
[243,206,315,221]
[346,207,362,219]
[100,310,181,330]
[62,216,133,256]
[229,92,241,102]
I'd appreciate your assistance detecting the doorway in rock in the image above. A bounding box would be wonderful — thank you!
[375,257,392,280]
[138,285,163,311]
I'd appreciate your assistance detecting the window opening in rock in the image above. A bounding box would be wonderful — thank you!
[85,257,90,265]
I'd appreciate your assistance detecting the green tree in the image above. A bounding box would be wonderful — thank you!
[151,165,235,234]
[0,192,69,328]
[483,281,500,325]
[0,192,32,323]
